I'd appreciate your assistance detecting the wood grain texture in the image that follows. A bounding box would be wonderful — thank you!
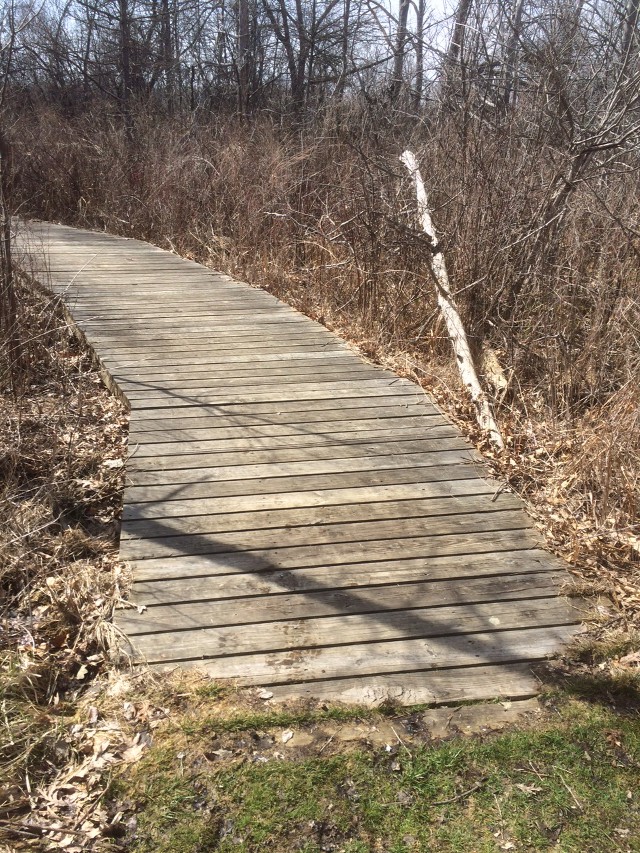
[16,220,581,705]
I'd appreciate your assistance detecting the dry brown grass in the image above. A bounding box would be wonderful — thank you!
[0,277,128,837]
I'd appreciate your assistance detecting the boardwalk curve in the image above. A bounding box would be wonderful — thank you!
[17,221,580,705]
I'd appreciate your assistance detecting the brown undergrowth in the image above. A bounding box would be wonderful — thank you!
[0,277,128,846]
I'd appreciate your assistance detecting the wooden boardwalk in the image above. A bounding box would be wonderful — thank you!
[17,221,580,705]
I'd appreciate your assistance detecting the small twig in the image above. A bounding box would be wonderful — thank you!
[318,734,334,754]
[554,767,583,811]
[491,482,508,502]
[446,706,461,729]
[390,724,407,748]
[434,776,488,806]
[0,818,86,838]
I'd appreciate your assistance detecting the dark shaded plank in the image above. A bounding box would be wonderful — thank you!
[121,493,521,540]
[125,599,574,654]
[121,478,496,520]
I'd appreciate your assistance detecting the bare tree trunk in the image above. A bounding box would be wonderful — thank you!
[334,0,351,100]
[442,0,472,105]
[161,0,175,114]
[0,129,18,391]
[390,0,410,101]
[118,0,134,142]
[413,0,425,111]
[621,0,640,61]
[82,10,95,102]
[0,4,19,390]
[237,0,250,116]
[400,150,504,449]
[502,0,525,109]
[447,0,472,65]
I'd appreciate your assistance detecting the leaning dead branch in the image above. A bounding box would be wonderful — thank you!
[400,149,504,450]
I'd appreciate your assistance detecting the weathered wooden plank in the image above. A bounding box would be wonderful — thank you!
[121,493,521,540]
[125,380,425,410]
[125,529,541,579]
[124,373,392,397]
[128,425,459,456]
[124,463,484,504]
[126,449,478,488]
[119,366,390,391]
[102,347,357,366]
[146,625,578,683]
[97,341,350,359]
[71,297,280,308]
[123,596,573,654]
[115,361,383,383]
[129,549,560,604]
[129,398,437,422]
[79,319,317,336]
[127,437,469,473]
[121,574,567,636]
[127,414,452,442]
[264,663,541,705]
[122,478,495,520]
[82,318,320,332]
[75,304,308,318]
[119,509,528,560]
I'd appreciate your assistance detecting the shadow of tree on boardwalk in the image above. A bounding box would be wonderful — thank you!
[110,375,580,692]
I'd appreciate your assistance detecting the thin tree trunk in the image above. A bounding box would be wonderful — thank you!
[502,0,525,109]
[162,0,175,114]
[447,0,472,65]
[0,130,18,390]
[334,0,351,100]
[413,0,425,111]
[390,0,410,101]
[118,0,134,142]
[442,0,472,106]
[237,0,250,116]
[621,0,640,61]
[400,150,504,449]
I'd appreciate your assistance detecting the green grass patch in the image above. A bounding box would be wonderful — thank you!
[182,705,378,737]
[112,699,640,852]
